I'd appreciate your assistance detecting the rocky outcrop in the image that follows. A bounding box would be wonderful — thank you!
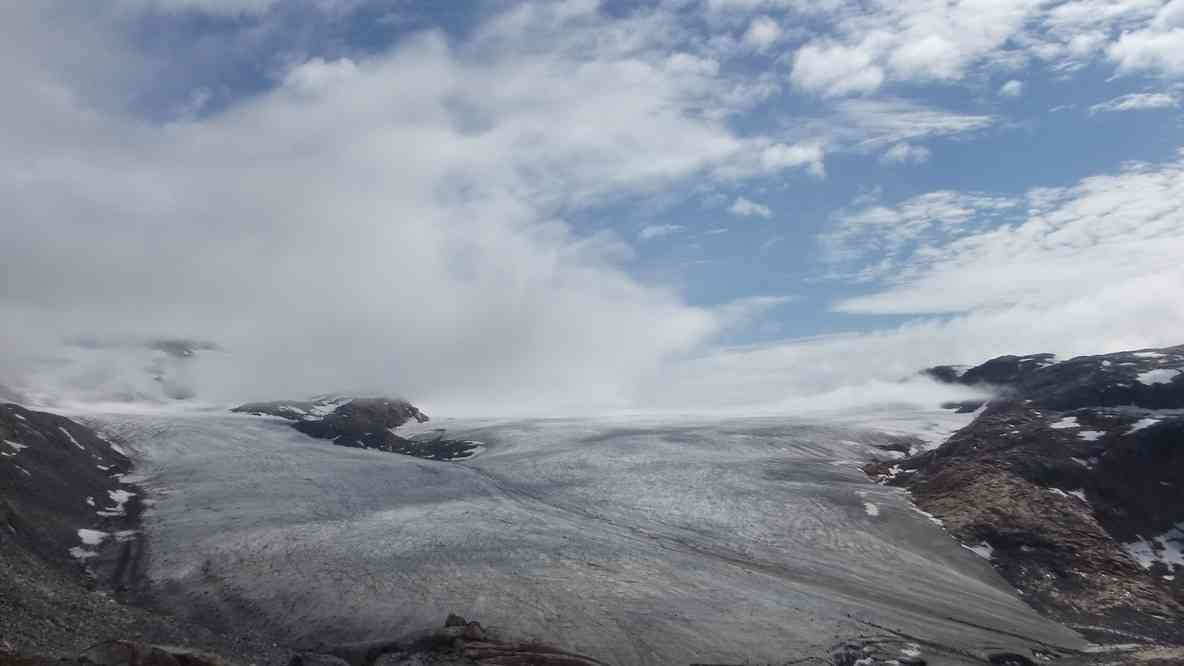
[232,397,482,462]
[0,401,288,663]
[303,615,609,666]
[1,403,137,571]
[872,346,1184,644]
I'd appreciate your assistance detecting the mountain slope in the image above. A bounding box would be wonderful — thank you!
[872,345,1184,644]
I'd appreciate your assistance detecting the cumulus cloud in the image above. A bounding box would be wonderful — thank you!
[879,142,931,165]
[790,41,884,96]
[1089,91,1179,113]
[759,141,827,177]
[998,79,1024,97]
[6,0,1184,418]
[742,15,784,51]
[728,197,773,218]
[0,2,794,412]
[788,0,1035,95]
[1108,28,1184,75]
[784,0,1184,94]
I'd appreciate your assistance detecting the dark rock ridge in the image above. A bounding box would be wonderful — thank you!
[871,345,1184,644]
[1,403,137,572]
[0,401,288,663]
[232,397,482,461]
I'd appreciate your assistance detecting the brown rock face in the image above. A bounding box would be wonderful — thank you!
[886,345,1184,644]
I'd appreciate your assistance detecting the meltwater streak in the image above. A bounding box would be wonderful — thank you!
[91,410,1084,665]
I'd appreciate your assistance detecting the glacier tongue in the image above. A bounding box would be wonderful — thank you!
[93,410,1085,665]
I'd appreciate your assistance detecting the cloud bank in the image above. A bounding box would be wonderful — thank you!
[3,1,1184,418]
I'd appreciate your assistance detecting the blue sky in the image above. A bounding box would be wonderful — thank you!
[3,0,1184,412]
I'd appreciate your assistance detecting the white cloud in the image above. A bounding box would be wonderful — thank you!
[1089,91,1179,113]
[788,0,1036,95]
[831,155,1184,315]
[1108,28,1184,75]
[1156,0,1184,28]
[784,0,1184,93]
[998,79,1024,97]
[759,141,827,177]
[3,2,815,412]
[642,154,1184,411]
[879,142,931,165]
[821,190,1018,274]
[6,0,1184,417]
[790,41,884,96]
[742,16,784,51]
[282,56,359,94]
[728,196,773,218]
[639,224,687,240]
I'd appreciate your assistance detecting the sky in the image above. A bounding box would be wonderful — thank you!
[1,0,1183,413]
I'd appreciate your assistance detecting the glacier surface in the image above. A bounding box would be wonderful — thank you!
[89,410,1086,665]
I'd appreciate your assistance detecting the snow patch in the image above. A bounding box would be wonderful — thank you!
[910,505,944,527]
[4,439,28,451]
[59,426,84,450]
[77,528,108,546]
[1137,369,1181,386]
[69,547,98,560]
[962,542,993,559]
[1077,430,1104,441]
[98,489,136,517]
[1133,351,1166,359]
[1068,489,1088,503]
[863,502,880,517]
[15,465,31,477]
[1050,417,1079,429]
[1128,418,1161,434]
[1123,523,1184,570]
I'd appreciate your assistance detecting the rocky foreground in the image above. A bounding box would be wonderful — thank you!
[869,345,1184,646]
